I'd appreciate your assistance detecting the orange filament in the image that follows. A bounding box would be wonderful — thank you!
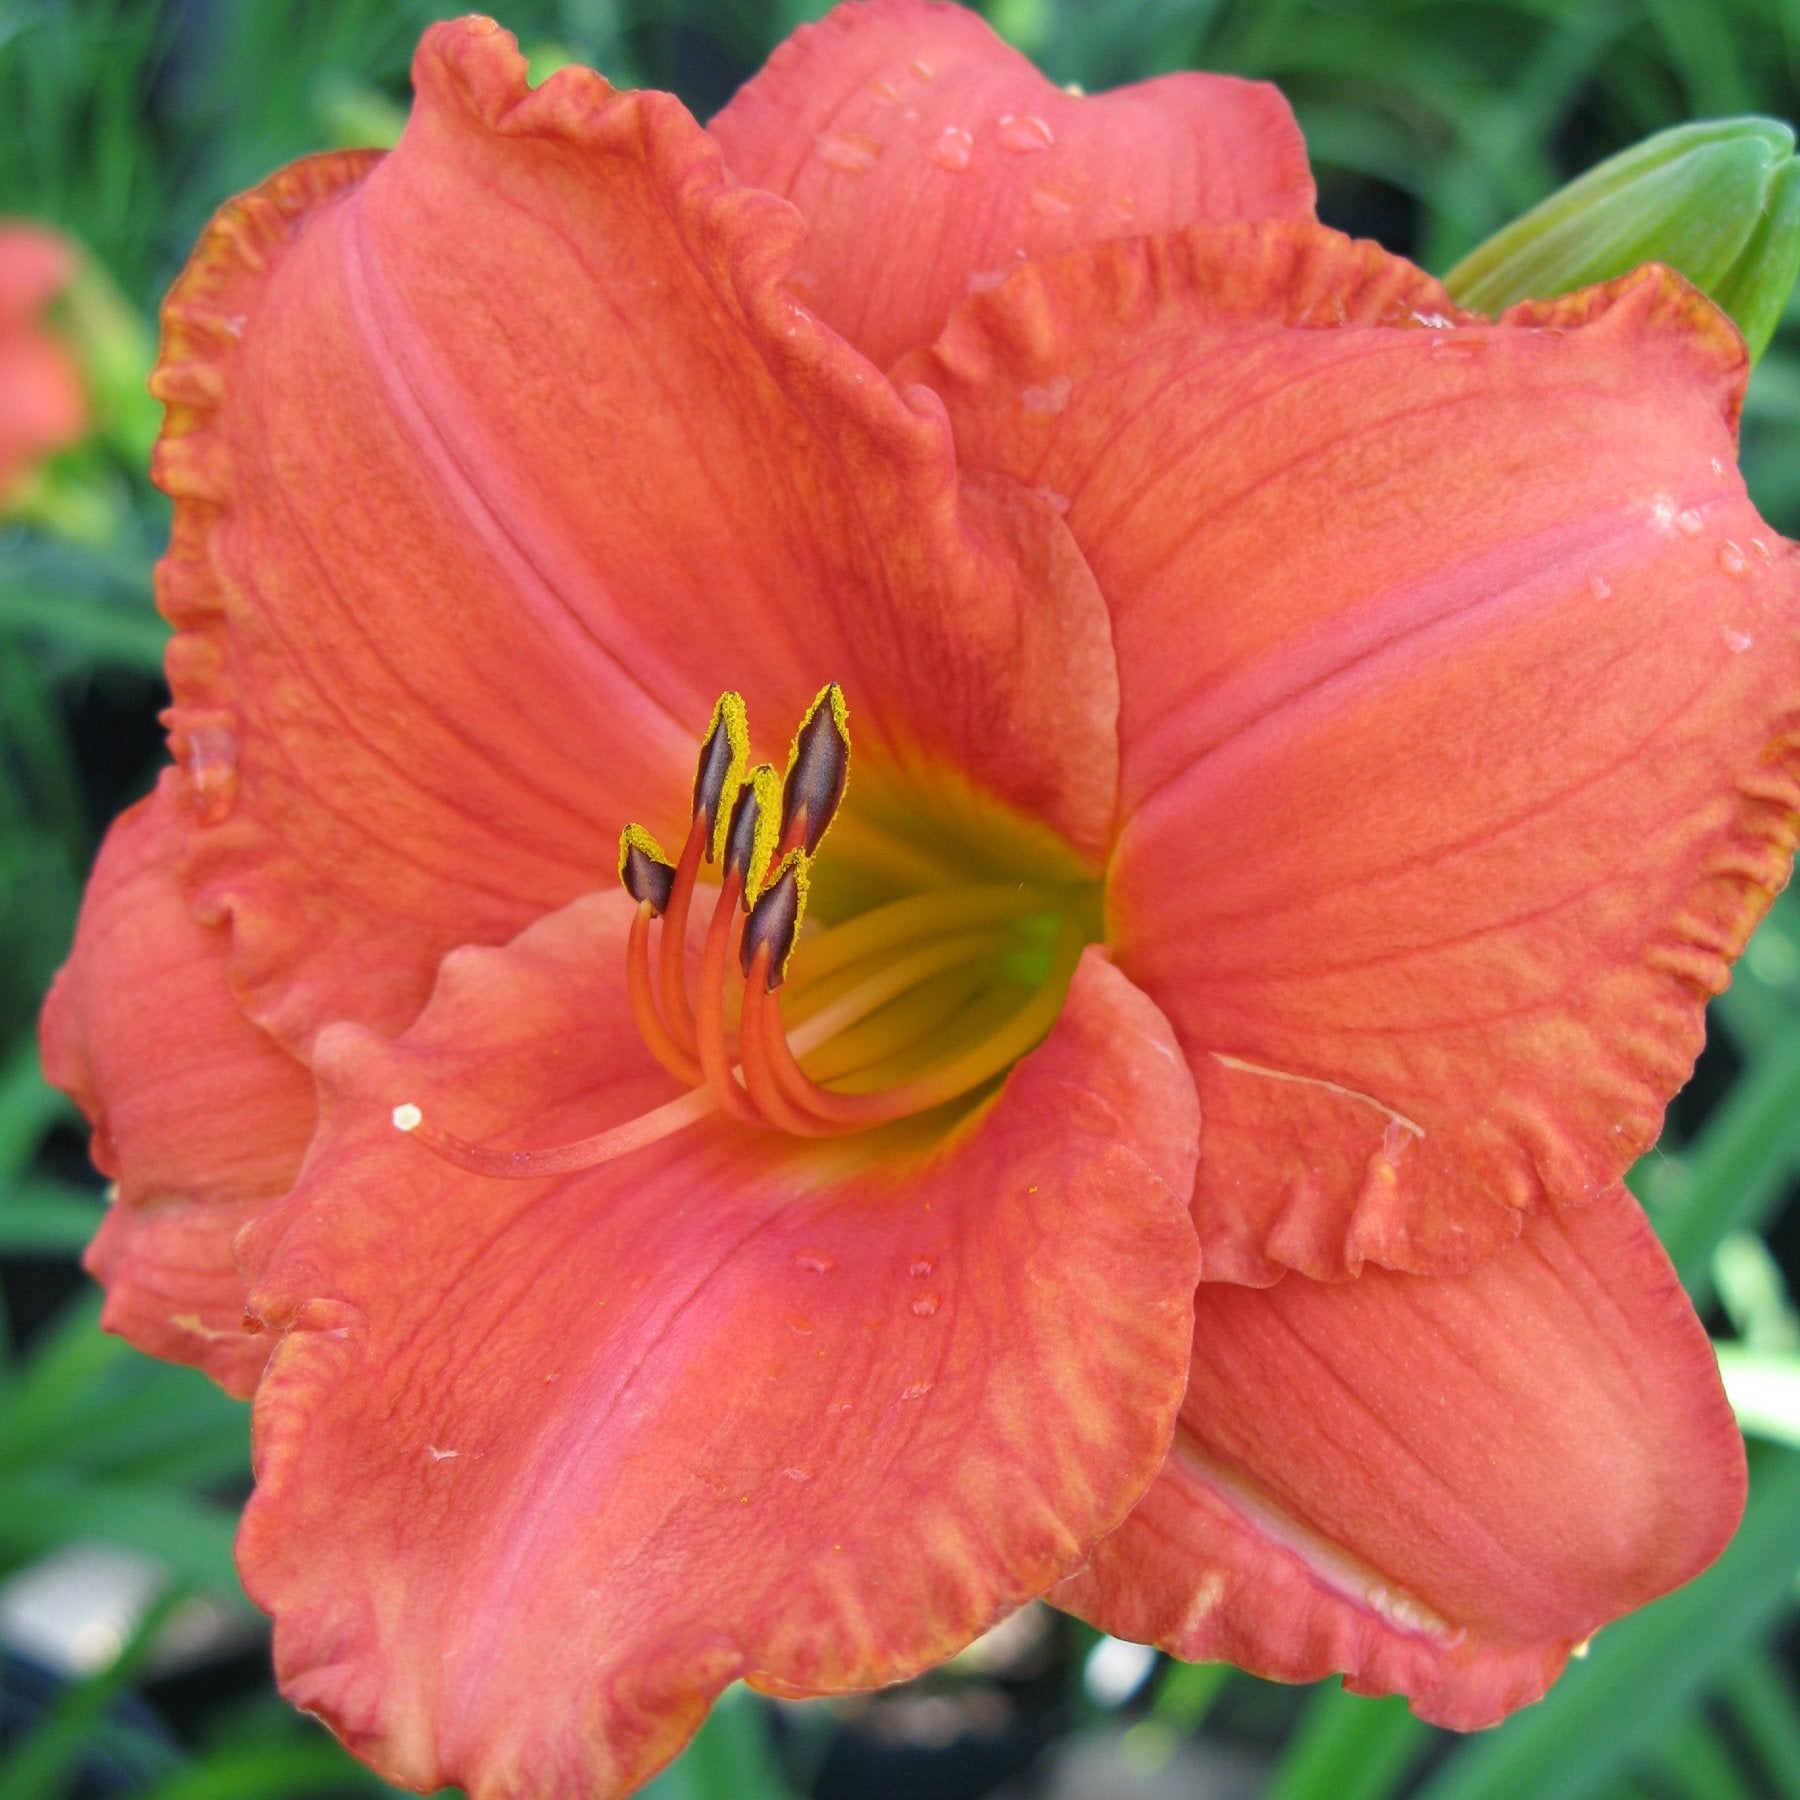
[744,915,1084,1129]
[655,815,709,1055]
[695,874,765,1128]
[393,685,1091,1180]
[626,903,702,1085]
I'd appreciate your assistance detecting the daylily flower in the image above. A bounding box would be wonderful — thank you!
[0,221,86,504]
[41,3,1794,1793]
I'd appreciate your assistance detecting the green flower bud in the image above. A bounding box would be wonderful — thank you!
[1444,118,1800,361]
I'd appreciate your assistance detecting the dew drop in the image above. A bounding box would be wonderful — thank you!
[1753,537,1776,563]
[224,315,246,338]
[900,1381,934,1400]
[794,1250,835,1274]
[1720,540,1748,576]
[784,1465,813,1481]
[866,78,903,105]
[910,58,934,79]
[1723,626,1754,653]
[1021,374,1072,416]
[786,1314,815,1335]
[1675,508,1704,537]
[1111,193,1137,220]
[183,724,239,823]
[996,113,1055,153]
[1030,182,1077,217]
[930,125,974,171]
[911,1293,941,1317]
[909,1258,935,1277]
[967,266,1012,295]
[1588,575,1612,601]
[815,129,883,172]
[1034,486,1072,515]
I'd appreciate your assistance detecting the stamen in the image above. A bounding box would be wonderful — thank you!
[399,681,1095,1173]
[740,852,808,987]
[626,903,702,1084]
[723,764,784,897]
[695,870,765,1127]
[786,884,1054,992]
[654,692,751,1054]
[693,691,749,861]
[617,825,676,914]
[786,929,1023,1052]
[738,943,841,1137]
[692,769,785,1128]
[654,814,709,1056]
[779,683,850,856]
[392,1087,716,1178]
[749,913,1085,1127]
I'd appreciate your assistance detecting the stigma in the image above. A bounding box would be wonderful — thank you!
[395,685,1086,1177]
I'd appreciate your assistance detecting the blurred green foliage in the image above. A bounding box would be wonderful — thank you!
[3,1,1800,1796]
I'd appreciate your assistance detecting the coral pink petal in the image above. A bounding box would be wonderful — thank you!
[39,774,317,1396]
[908,223,1800,1279]
[152,21,1118,1057]
[233,893,1199,1799]
[1058,1187,1745,1728]
[0,222,85,499]
[709,0,1314,368]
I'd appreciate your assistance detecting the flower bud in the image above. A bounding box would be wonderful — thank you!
[1445,118,1800,360]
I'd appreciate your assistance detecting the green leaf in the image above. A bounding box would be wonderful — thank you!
[0,1474,247,1596]
[1444,118,1800,358]
[1724,1653,1800,1795]
[640,1689,798,1800]
[0,1178,103,1253]
[1263,1687,1431,1800]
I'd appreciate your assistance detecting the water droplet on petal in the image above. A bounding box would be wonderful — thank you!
[784,1465,813,1481]
[183,724,239,823]
[1021,374,1072,416]
[1723,626,1754,653]
[930,125,973,171]
[816,130,883,173]
[1753,537,1776,562]
[911,1292,940,1316]
[1111,193,1137,221]
[1031,182,1077,217]
[909,1259,934,1277]
[1720,540,1748,576]
[867,78,903,105]
[1675,507,1704,536]
[786,1314,815,1335]
[901,1381,934,1399]
[967,266,1011,295]
[794,1250,835,1274]
[1588,575,1612,600]
[910,58,934,79]
[996,113,1055,153]
[1034,486,1072,515]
